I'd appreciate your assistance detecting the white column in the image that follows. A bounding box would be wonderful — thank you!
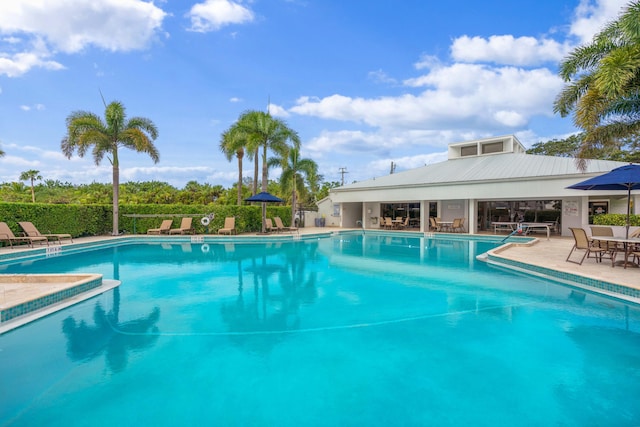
[467,199,476,234]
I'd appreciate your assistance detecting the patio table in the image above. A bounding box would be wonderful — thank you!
[590,236,640,268]
[437,220,453,232]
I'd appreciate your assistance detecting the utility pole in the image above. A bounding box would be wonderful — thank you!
[339,167,348,185]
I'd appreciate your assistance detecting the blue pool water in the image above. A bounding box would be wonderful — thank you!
[1,234,640,426]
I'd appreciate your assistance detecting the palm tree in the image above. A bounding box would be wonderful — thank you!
[220,125,247,205]
[235,111,300,192]
[61,101,159,235]
[269,147,318,225]
[19,169,42,203]
[233,110,300,232]
[553,1,640,169]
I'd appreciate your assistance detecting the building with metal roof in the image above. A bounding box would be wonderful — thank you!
[318,135,639,236]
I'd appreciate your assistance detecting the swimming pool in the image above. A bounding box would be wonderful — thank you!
[1,233,639,426]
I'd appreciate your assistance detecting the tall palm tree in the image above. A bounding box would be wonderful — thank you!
[234,110,300,232]
[61,101,159,235]
[554,1,640,169]
[220,125,247,205]
[269,147,318,225]
[19,169,42,203]
[236,111,300,192]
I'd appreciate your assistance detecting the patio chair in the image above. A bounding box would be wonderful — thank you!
[218,217,236,235]
[452,218,465,233]
[0,221,48,248]
[18,221,73,245]
[169,217,195,235]
[429,217,440,232]
[265,218,275,233]
[397,216,409,230]
[566,227,609,265]
[590,225,620,253]
[274,217,297,233]
[382,217,393,230]
[147,219,173,235]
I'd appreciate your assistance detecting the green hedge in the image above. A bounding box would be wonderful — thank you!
[592,213,640,226]
[0,202,294,236]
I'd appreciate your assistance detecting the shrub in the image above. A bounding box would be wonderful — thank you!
[0,202,294,236]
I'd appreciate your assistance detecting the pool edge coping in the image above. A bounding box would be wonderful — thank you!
[484,240,640,305]
[0,279,121,335]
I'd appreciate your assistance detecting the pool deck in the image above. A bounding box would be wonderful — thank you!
[485,236,640,297]
[0,228,637,333]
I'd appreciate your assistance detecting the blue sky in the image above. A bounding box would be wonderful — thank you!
[0,0,632,189]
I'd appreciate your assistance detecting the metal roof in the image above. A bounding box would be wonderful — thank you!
[335,153,632,191]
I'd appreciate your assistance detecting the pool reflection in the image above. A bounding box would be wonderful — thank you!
[61,288,161,373]
[220,242,318,348]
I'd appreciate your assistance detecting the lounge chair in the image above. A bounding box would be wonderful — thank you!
[169,217,195,235]
[147,219,173,235]
[566,227,609,265]
[265,218,275,233]
[274,217,297,233]
[0,221,48,248]
[18,221,73,245]
[218,217,236,235]
[429,217,440,232]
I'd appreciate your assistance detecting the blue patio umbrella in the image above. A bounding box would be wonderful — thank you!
[245,192,284,233]
[245,192,284,203]
[567,164,640,238]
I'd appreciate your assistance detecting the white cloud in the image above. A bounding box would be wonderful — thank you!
[414,54,441,70]
[292,64,563,130]
[570,0,630,44]
[368,69,398,85]
[0,43,64,77]
[451,35,570,66]
[19,103,45,112]
[305,129,472,161]
[369,152,447,174]
[187,0,254,32]
[267,103,290,117]
[0,0,166,53]
[0,0,166,76]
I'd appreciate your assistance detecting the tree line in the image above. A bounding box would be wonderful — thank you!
[0,178,339,207]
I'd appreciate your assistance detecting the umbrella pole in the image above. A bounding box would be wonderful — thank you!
[262,202,266,234]
[626,186,631,239]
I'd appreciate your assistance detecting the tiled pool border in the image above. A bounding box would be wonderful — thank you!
[1,275,103,323]
[485,251,640,304]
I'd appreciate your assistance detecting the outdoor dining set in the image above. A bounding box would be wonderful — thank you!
[567,225,640,269]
